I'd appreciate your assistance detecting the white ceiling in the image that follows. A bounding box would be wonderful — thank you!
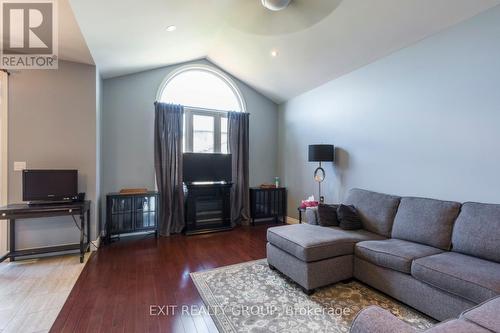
[58,0,94,65]
[68,0,500,103]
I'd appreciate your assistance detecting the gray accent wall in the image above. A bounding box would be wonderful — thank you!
[278,6,500,219]
[8,61,99,249]
[101,59,278,223]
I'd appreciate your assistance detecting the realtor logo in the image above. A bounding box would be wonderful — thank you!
[0,0,58,69]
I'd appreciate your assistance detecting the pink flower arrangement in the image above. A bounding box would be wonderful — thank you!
[300,200,319,209]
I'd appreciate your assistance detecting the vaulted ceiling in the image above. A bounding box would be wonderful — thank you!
[67,0,500,102]
[57,0,94,65]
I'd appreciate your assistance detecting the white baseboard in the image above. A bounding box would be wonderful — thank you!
[90,236,101,251]
[111,230,156,238]
[286,216,300,224]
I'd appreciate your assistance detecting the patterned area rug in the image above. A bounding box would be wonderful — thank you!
[191,259,435,333]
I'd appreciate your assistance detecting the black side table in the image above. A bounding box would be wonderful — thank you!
[298,207,306,224]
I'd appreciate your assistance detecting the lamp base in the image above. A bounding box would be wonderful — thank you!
[314,164,326,204]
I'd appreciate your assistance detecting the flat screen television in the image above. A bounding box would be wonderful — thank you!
[183,153,232,183]
[22,169,78,203]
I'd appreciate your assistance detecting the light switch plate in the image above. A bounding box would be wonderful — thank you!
[14,161,26,171]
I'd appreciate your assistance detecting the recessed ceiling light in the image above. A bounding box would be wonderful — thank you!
[166,25,177,32]
[271,50,279,57]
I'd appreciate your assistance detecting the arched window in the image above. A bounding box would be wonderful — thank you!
[157,65,245,154]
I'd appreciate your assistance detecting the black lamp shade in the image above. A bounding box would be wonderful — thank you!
[308,144,334,162]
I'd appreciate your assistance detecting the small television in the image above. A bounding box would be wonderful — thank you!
[22,169,78,203]
[183,153,232,183]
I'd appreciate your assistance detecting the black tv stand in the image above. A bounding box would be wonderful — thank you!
[184,182,233,235]
[0,201,91,263]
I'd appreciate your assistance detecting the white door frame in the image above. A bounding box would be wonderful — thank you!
[0,71,8,257]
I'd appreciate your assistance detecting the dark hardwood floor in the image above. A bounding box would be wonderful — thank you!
[50,224,274,333]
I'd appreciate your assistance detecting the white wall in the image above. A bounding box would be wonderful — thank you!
[278,6,500,218]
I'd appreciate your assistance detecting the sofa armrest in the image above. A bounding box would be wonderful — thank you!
[460,295,500,332]
[350,306,418,333]
[305,207,318,224]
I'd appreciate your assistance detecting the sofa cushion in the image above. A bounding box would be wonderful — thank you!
[355,239,443,274]
[452,202,500,263]
[461,296,500,333]
[391,197,461,250]
[344,188,401,237]
[412,252,500,304]
[267,224,384,262]
[425,319,490,333]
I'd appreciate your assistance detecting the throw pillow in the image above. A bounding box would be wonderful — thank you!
[317,204,339,226]
[337,204,363,230]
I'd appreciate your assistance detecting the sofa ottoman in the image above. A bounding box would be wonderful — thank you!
[266,189,401,293]
[267,222,384,293]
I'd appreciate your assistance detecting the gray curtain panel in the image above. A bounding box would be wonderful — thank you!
[154,102,185,236]
[228,111,250,225]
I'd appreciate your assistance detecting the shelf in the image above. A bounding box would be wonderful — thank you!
[184,225,233,235]
[7,243,89,258]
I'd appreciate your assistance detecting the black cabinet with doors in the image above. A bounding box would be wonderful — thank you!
[106,192,158,242]
[249,187,287,225]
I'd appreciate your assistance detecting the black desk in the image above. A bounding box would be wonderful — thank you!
[0,201,91,263]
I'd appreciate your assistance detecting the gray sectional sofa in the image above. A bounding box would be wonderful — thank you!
[351,296,500,333]
[266,188,500,323]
